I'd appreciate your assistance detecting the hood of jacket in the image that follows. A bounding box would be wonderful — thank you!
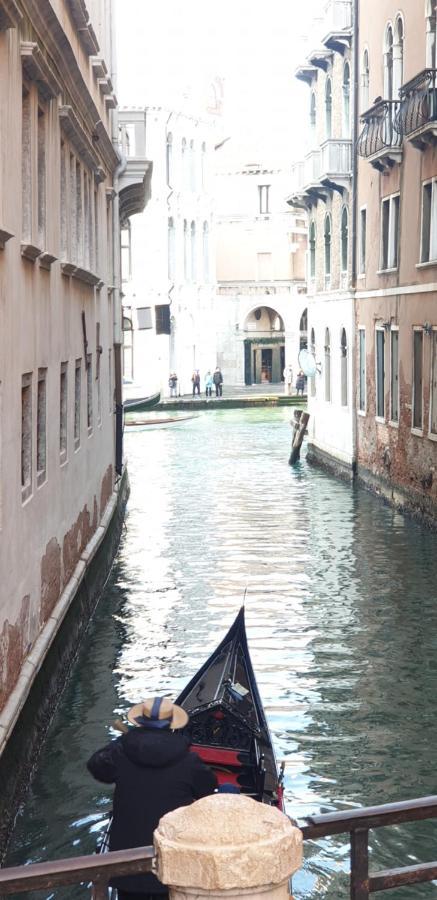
[120,727,190,769]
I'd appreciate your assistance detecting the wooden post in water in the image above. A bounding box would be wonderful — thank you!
[289,411,309,466]
[154,794,303,900]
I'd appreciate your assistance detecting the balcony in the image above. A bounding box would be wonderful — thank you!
[319,139,352,192]
[397,69,437,149]
[288,142,351,208]
[322,0,352,54]
[358,100,403,171]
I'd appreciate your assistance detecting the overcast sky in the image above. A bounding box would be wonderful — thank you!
[115,0,321,166]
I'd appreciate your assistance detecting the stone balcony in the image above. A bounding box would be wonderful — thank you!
[322,0,352,54]
[358,99,403,171]
[397,68,437,149]
[288,141,351,208]
[320,139,352,192]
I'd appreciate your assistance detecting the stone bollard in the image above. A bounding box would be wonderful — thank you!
[154,794,303,900]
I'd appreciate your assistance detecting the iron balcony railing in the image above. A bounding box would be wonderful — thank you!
[358,100,403,159]
[397,68,437,136]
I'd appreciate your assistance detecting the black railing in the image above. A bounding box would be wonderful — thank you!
[358,100,403,159]
[397,68,437,136]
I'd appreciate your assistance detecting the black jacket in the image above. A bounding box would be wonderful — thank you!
[87,728,217,894]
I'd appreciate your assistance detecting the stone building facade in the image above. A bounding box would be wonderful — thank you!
[0,0,147,749]
[289,0,355,471]
[119,100,219,399]
[356,0,437,522]
[215,166,307,386]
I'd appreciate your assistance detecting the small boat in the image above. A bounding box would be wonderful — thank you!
[123,392,161,412]
[125,414,198,428]
[177,608,283,807]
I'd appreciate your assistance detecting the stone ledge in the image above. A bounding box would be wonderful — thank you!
[21,242,42,262]
[0,226,14,249]
[306,441,356,483]
[39,251,57,270]
[21,41,62,99]
[61,261,100,285]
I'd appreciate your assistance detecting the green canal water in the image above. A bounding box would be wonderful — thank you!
[6,408,437,899]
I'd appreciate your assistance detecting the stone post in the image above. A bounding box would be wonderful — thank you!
[154,794,303,900]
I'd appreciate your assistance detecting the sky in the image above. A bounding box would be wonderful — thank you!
[115,0,321,167]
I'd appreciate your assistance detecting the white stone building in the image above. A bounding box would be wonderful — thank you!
[215,165,307,386]
[288,0,354,473]
[119,98,220,399]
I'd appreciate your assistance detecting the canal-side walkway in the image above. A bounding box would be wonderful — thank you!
[156,383,307,411]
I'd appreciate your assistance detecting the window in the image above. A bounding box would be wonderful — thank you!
[380,194,400,270]
[426,0,436,68]
[155,304,171,335]
[360,207,367,274]
[121,223,131,282]
[421,180,437,262]
[37,107,46,249]
[325,328,331,402]
[413,329,423,431]
[384,24,394,100]
[22,89,32,243]
[430,329,437,434]
[201,142,206,189]
[21,373,32,502]
[37,369,47,485]
[258,185,270,214]
[324,214,332,282]
[361,48,370,111]
[108,349,112,414]
[341,328,348,406]
[96,325,102,427]
[183,219,189,279]
[74,359,81,449]
[60,362,68,462]
[393,16,404,97]
[309,220,316,279]
[190,221,196,281]
[123,317,133,381]
[190,140,196,192]
[376,328,385,418]
[137,307,153,329]
[325,77,332,138]
[168,217,175,280]
[87,354,93,432]
[310,92,316,140]
[390,329,399,423]
[342,62,350,136]
[310,328,316,397]
[166,132,173,186]
[359,328,366,412]
[341,207,349,272]
[203,221,209,281]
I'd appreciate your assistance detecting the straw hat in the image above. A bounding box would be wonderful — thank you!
[127,696,189,730]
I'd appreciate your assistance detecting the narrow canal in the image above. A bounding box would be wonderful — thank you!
[6,408,437,899]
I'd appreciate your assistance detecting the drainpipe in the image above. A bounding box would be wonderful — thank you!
[351,0,359,476]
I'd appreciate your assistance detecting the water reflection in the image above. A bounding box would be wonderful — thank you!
[6,408,437,899]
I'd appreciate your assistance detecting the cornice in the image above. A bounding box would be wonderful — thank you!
[66,0,99,56]
[21,41,62,99]
[0,0,22,29]
[59,105,99,172]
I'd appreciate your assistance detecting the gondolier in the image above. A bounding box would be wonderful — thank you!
[87,697,217,899]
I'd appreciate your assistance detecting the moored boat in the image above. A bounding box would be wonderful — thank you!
[123,391,161,412]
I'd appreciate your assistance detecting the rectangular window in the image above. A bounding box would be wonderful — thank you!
[380,194,400,270]
[412,329,423,431]
[359,328,366,412]
[60,362,68,462]
[60,141,68,260]
[74,359,81,449]
[258,184,270,214]
[430,330,437,435]
[76,160,83,266]
[22,89,32,242]
[37,107,46,249]
[421,180,437,262]
[87,354,93,432]
[70,154,77,263]
[376,329,385,418]
[360,208,367,274]
[390,329,399,424]
[155,304,171,335]
[21,373,32,501]
[108,348,112,414]
[137,307,153,330]
[37,368,47,485]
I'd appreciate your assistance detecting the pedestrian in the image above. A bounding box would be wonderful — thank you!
[283,364,293,396]
[205,370,213,398]
[168,372,178,398]
[295,370,306,396]
[87,696,217,900]
[191,370,201,397]
[213,366,223,397]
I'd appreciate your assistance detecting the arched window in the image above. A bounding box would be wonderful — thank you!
[203,221,209,281]
[310,327,316,397]
[325,328,331,402]
[309,220,316,279]
[190,221,196,281]
[201,142,207,189]
[166,132,173,186]
[123,315,133,381]
[341,207,349,273]
[384,24,394,100]
[299,308,308,349]
[426,0,436,68]
[324,214,332,281]
[343,62,351,136]
[325,77,332,138]
[341,328,348,406]
[310,92,316,140]
[181,137,187,188]
[393,16,404,96]
[183,219,189,280]
[168,217,175,280]
[361,48,370,111]
[190,139,196,192]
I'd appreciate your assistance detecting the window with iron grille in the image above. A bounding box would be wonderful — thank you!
[155,304,171,335]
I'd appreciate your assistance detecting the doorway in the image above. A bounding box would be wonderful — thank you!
[261,348,272,382]
[253,349,257,383]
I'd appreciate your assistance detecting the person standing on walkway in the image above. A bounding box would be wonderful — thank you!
[213,367,223,397]
[191,370,201,397]
[283,365,293,396]
[205,370,213,397]
[168,373,178,398]
[87,697,217,900]
[295,370,306,396]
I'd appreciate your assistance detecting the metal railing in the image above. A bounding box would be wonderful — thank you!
[397,68,437,136]
[358,100,403,159]
[2,795,437,897]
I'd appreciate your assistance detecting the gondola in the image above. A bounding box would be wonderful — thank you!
[123,391,161,412]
